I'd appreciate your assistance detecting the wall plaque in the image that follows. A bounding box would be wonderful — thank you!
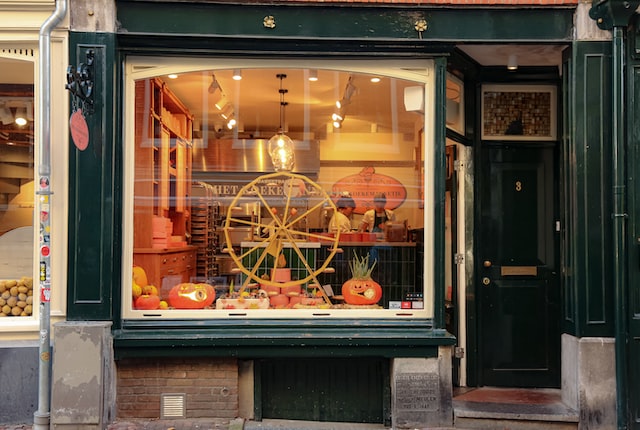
[395,373,439,412]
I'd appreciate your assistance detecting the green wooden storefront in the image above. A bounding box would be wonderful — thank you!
[63,0,640,426]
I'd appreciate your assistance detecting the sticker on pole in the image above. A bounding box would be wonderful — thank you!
[70,109,89,151]
[41,285,51,303]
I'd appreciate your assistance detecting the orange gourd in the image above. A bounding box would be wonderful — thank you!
[134,294,161,310]
[341,253,382,305]
[342,279,382,305]
[168,283,215,309]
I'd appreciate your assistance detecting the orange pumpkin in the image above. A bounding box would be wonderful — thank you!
[168,283,215,309]
[134,294,161,310]
[342,279,382,305]
[342,253,382,305]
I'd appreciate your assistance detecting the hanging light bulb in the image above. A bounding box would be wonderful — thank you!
[268,74,295,172]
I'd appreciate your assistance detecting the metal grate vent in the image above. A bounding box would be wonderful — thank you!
[160,393,186,419]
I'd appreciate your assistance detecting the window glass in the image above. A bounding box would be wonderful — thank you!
[0,55,35,318]
[446,73,464,134]
[125,58,435,319]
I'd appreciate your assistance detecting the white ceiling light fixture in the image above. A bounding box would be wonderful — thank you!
[268,74,295,172]
[232,69,242,81]
[507,54,518,71]
[308,69,318,82]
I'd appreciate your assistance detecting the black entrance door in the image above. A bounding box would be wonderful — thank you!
[478,144,560,388]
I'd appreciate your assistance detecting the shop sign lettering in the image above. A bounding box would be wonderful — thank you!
[332,167,407,214]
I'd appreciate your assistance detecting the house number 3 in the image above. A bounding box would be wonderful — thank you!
[515,181,522,191]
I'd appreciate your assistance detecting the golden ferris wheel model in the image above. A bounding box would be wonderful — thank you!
[223,172,340,298]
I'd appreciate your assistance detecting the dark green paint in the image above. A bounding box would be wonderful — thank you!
[259,358,388,423]
[112,319,452,359]
[478,145,560,388]
[433,57,447,332]
[116,1,574,42]
[626,17,640,430]
[67,33,119,320]
[561,41,614,338]
[590,0,640,30]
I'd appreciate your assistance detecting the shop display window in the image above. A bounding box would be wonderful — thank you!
[124,58,436,319]
[0,54,35,319]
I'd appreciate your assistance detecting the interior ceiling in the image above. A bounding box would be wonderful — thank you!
[162,68,421,139]
[0,43,567,147]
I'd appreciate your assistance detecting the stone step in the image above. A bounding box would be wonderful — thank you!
[453,387,579,430]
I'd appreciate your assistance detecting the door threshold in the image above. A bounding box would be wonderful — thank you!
[453,387,578,423]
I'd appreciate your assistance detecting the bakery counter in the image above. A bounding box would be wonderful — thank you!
[332,241,416,247]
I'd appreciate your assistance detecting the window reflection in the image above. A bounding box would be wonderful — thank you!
[129,64,432,318]
[0,56,35,317]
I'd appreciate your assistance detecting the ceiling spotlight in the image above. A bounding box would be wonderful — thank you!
[232,69,242,81]
[220,103,234,119]
[227,117,237,129]
[14,107,27,126]
[331,113,343,122]
[370,77,381,83]
[167,74,178,79]
[208,74,221,94]
[507,54,518,71]
[308,70,318,82]
[214,95,227,111]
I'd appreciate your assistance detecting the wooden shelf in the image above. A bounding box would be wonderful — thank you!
[133,78,195,294]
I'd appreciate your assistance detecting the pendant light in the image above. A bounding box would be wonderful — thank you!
[268,74,295,172]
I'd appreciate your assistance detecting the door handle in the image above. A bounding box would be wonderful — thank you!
[482,277,491,286]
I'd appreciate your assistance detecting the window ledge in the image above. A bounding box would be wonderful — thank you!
[113,318,455,359]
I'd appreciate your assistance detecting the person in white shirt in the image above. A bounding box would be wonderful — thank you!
[360,192,396,233]
[329,195,356,233]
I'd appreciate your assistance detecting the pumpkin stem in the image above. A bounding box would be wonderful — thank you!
[348,252,377,280]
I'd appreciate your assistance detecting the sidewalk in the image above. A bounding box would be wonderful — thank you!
[1,419,459,430]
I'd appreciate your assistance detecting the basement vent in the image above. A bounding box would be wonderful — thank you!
[160,393,186,419]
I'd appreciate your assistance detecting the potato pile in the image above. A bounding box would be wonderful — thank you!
[0,277,34,317]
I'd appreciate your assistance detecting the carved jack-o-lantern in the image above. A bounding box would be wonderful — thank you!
[341,253,382,305]
[168,283,216,309]
[342,279,382,305]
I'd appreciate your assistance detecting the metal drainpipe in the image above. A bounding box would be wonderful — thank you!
[611,24,628,430]
[33,0,67,429]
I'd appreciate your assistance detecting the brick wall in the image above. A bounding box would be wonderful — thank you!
[116,357,239,419]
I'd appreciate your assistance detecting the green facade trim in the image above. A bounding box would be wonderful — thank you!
[67,32,120,321]
[561,40,614,337]
[116,0,574,42]
[113,319,452,359]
